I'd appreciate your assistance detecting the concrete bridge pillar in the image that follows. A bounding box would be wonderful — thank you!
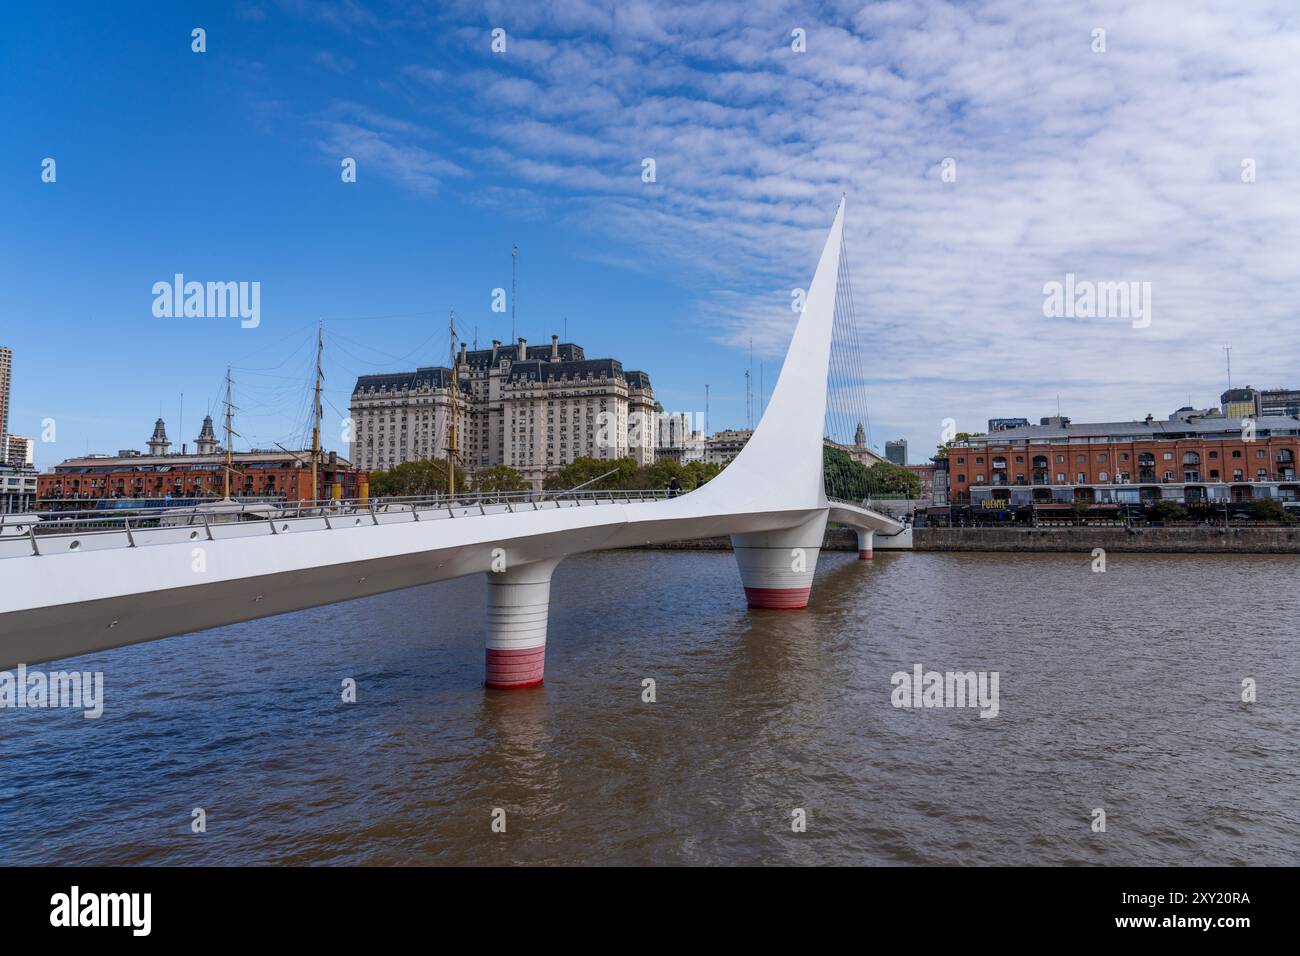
[856,529,874,560]
[731,511,828,609]
[485,558,560,689]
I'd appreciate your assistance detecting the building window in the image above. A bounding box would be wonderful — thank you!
[1056,472,1065,482]
[1055,455,1065,463]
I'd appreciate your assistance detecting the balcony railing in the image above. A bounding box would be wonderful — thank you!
[965,476,1299,490]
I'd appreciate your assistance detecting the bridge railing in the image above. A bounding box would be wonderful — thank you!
[827,495,871,508]
[0,488,677,559]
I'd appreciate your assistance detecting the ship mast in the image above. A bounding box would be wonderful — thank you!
[311,321,323,503]
[223,368,235,500]
[448,306,459,495]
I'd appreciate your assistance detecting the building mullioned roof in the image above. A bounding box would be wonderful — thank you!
[353,366,465,393]
[505,358,626,384]
[461,343,586,368]
[350,345,650,393]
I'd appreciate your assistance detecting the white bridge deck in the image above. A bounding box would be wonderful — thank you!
[0,196,908,675]
[0,489,902,669]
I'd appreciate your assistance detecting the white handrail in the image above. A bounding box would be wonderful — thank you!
[0,488,678,558]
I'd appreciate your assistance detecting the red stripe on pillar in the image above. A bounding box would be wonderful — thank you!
[743,586,812,609]
[485,646,545,688]
[858,549,873,560]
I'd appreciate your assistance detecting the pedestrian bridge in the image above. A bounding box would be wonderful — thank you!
[0,197,905,686]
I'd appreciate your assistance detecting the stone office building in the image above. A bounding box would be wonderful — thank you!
[349,335,657,487]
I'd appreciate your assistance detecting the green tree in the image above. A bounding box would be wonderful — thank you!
[543,456,640,491]
[474,465,529,492]
[1251,498,1291,524]
[864,460,921,497]
[635,458,725,492]
[1151,499,1188,523]
[368,458,466,497]
[823,445,872,499]
[682,460,723,488]
[542,456,724,495]
[822,447,923,500]
[640,458,689,491]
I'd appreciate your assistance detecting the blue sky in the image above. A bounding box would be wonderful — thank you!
[3,0,1298,470]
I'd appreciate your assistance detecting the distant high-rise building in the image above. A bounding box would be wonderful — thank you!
[1221,387,1261,419]
[0,346,11,458]
[1260,388,1300,417]
[705,429,752,465]
[657,412,704,464]
[5,435,33,466]
[885,438,908,466]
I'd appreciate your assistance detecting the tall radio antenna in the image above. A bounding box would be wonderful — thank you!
[448,306,459,495]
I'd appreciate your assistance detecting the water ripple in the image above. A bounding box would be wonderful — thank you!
[1,550,1297,865]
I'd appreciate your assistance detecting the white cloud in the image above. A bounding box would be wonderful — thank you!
[363,0,1300,448]
[315,102,466,196]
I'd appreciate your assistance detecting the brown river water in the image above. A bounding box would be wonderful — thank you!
[1,549,1296,865]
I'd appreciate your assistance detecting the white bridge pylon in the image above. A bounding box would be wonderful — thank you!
[0,197,903,686]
